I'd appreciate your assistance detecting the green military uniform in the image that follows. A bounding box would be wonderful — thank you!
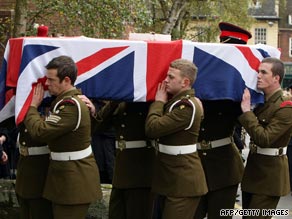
[24,88,101,219]
[145,89,208,219]
[94,101,155,219]
[15,123,53,219]
[194,100,244,219]
[239,89,291,218]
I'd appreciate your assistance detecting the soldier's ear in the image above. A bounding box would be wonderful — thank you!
[182,77,191,88]
[273,74,280,84]
[64,76,71,84]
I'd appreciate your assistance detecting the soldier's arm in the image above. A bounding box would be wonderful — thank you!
[239,105,292,147]
[24,101,78,141]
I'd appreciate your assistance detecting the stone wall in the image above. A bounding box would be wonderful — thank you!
[0,179,111,219]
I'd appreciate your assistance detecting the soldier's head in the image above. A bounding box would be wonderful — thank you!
[219,22,252,44]
[164,59,198,95]
[45,56,77,96]
[257,57,284,94]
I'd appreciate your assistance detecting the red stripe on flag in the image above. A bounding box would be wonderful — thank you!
[5,88,15,104]
[16,77,48,125]
[76,46,129,75]
[6,38,24,87]
[235,46,260,72]
[16,88,33,125]
[146,40,183,101]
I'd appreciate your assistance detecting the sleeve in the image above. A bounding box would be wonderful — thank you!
[145,100,194,139]
[24,100,78,141]
[238,106,292,147]
[92,101,120,132]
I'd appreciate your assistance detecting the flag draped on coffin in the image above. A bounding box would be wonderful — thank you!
[0,36,280,125]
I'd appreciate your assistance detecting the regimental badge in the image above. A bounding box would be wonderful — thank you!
[180,105,185,110]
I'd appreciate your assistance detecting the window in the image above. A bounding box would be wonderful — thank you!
[288,15,292,25]
[289,38,292,57]
[255,28,266,44]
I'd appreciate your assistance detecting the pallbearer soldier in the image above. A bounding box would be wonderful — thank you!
[194,22,252,219]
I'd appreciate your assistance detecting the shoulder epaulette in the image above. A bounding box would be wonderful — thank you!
[280,100,292,108]
[53,97,81,131]
[169,96,196,130]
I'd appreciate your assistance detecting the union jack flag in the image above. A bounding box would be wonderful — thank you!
[0,37,280,125]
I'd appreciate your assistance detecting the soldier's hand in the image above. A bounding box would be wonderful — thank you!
[0,135,6,145]
[31,83,44,108]
[241,88,251,113]
[78,95,96,117]
[155,81,167,103]
[0,151,8,164]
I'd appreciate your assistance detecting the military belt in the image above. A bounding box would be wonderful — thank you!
[115,140,153,150]
[253,145,287,156]
[19,145,50,156]
[50,145,92,161]
[197,137,232,150]
[158,144,197,155]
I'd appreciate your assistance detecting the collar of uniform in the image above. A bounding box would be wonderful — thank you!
[167,89,195,106]
[264,88,282,103]
[52,87,81,105]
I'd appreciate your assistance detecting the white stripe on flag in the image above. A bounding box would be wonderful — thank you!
[0,96,15,123]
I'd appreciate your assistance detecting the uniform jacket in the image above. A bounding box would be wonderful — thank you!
[15,123,50,199]
[24,88,101,204]
[239,89,292,196]
[145,89,208,197]
[94,101,155,188]
[198,100,244,191]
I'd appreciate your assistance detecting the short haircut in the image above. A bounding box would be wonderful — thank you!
[170,59,198,86]
[261,57,285,84]
[45,55,77,85]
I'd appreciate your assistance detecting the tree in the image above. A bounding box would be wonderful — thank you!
[2,0,261,43]
[23,0,153,39]
[149,0,255,41]
[13,0,28,37]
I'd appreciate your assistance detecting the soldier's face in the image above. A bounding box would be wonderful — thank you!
[45,69,66,96]
[164,67,186,95]
[257,62,279,94]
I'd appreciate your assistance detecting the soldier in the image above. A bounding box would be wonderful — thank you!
[24,55,101,219]
[194,22,251,219]
[15,121,53,219]
[239,57,292,218]
[80,96,156,219]
[145,59,207,219]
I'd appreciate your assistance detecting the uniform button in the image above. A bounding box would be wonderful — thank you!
[201,128,205,131]
[139,112,142,116]
[24,129,28,132]
[120,136,124,139]
[121,124,125,128]
[123,112,127,116]
[22,142,26,146]
[203,152,207,156]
